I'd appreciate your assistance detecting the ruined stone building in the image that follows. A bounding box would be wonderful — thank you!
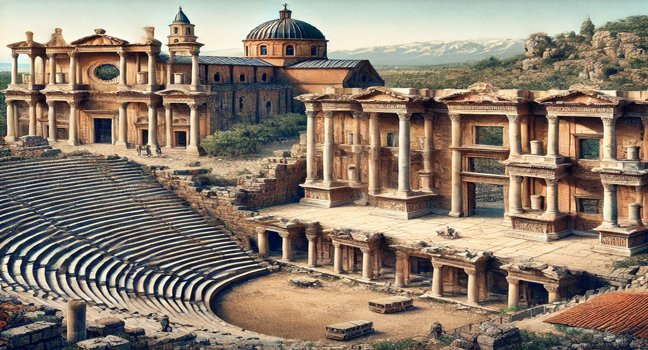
[2,6,383,154]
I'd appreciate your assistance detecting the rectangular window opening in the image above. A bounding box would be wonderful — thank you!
[475,126,504,146]
[468,157,505,175]
[578,198,602,214]
[579,138,600,160]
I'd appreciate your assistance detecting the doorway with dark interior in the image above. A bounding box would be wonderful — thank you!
[94,118,112,144]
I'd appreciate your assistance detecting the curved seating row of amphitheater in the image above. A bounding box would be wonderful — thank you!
[0,156,267,328]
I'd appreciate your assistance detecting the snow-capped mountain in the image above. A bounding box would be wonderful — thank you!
[329,39,525,66]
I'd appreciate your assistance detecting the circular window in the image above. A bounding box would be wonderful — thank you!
[95,64,120,81]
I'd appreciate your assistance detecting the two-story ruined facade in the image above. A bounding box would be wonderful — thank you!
[297,83,648,257]
[2,6,383,154]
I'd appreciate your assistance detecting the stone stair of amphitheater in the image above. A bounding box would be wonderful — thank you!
[0,155,268,329]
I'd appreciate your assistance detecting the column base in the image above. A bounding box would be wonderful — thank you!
[372,191,439,220]
[300,182,355,208]
[114,141,127,147]
[47,138,57,143]
[186,145,200,157]
[5,136,16,143]
[448,211,463,218]
[68,139,78,146]
[507,211,570,241]
[593,225,648,256]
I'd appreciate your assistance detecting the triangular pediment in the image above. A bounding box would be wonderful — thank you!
[7,40,44,49]
[536,90,622,106]
[350,87,427,102]
[439,82,519,103]
[71,29,129,46]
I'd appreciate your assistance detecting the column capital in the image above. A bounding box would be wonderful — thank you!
[601,116,616,127]
[187,102,199,110]
[543,283,559,293]
[117,50,126,57]
[423,113,435,120]
[448,113,461,122]
[510,175,524,183]
[67,100,78,108]
[147,51,156,57]
[323,111,334,118]
[4,98,13,104]
[146,102,157,109]
[11,52,19,59]
[395,251,408,260]
[641,116,648,127]
[332,241,341,248]
[463,267,477,275]
[305,110,317,118]
[162,102,172,109]
[305,222,321,236]
[26,100,35,107]
[119,102,129,108]
[397,111,411,121]
[505,276,519,284]
[67,50,78,58]
[352,111,367,119]
[46,53,56,59]
[545,178,559,186]
[603,182,617,191]
[360,247,371,254]
[506,114,520,123]
[546,114,559,122]
[254,227,266,235]
[431,260,443,269]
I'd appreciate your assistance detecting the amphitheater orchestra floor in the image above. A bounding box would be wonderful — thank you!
[260,204,623,277]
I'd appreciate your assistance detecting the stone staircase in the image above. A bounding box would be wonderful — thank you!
[0,156,268,329]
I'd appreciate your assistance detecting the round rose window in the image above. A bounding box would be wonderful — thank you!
[95,64,120,81]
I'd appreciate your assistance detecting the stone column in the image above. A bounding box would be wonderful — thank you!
[397,112,412,194]
[361,248,373,280]
[256,228,268,258]
[66,299,86,343]
[465,267,479,305]
[147,102,158,147]
[118,50,127,87]
[394,252,406,287]
[506,277,520,308]
[68,52,77,87]
[545,284,560,303]
[449,113,463,217]
[191,51,199,90]
[28,101,36,136]
[147,52,156,91]
[281,234,292,262]
[164,103,173,148]
[40,56,47,85]
[322,111,334,184]
[68,101,78,146]
[187,102,200,156]
[48,54,56,85]
[431,261,443,297]
[509,175,524,214]
[368,112,381,195]
[601,117,617,161]
[115,102,128,147]
[10,53,18,85]
[5,100,16,142]
[352,111,365,184]
[507,114,522,156]
[602,183,619,228]
[421,114,434,190]
[333,242,342,274]
[36,102,44,137]
[28,54,36,87]
[47,102,56,142]
[546,114,559,157]
[306,235,317,267]
[305,110,317,183]
[544,178,559,216]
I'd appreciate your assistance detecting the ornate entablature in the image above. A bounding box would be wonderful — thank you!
[349,87,429,114]
[500,261,581,286]
[536,88,627,118]
[505,162,571,180]
[592,168,648,186]
[419,245,492,271]
[329,228,384,249]
[438,82,529,116]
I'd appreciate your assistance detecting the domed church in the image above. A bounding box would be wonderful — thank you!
[3,5,383,154]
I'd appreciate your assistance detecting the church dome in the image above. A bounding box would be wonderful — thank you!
[246,5,325,40]
[173,6,191,24]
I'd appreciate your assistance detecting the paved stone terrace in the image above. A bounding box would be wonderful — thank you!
[260,204,624,277]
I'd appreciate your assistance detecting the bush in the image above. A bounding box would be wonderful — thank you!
[613,253,648,268]
[201,113,306,157]
[373,339,415,350]
[520,330,566,350]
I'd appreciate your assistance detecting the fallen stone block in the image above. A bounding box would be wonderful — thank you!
[75,335,131,350]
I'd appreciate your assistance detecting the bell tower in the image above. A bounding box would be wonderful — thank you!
[168,6,197,44]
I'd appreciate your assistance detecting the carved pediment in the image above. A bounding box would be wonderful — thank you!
[439,82,520,104]
[350,87,429,103]
[71,29,129,46]
[536,89,624,106]
[136,117,148,124]
[173,118,188,124]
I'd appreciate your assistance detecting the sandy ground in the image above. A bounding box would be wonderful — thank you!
[51,138,299,180]
[215,272,489,343]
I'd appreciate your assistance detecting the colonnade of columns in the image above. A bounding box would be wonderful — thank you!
[506,277,560,307]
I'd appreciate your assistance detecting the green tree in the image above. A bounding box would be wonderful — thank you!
[580,16,595,40]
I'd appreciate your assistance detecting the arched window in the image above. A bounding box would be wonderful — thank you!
[285,45,294,56]
[265,101,272,116]
[186,27,191,35]
[239,97,245,111]
[174,39,179,43]
[214,72,220,82]
[174,27,178,34]
[239,74,245,82]
[260,45,268,56]
[261,73,267,82]
[311,46,317,56]
[245,46,249,56]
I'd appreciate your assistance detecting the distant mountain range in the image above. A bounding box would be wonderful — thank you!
[0,39,525,70]
[203,39,526,66]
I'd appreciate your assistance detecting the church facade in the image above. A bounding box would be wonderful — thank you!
[2,6,384,154]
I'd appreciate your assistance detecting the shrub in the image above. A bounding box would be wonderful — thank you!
[613,253,648,268]
[520,330,566,350]
[373,339,415,350]
[201,113,306,157]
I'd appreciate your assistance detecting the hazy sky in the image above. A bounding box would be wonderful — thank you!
[0,0,646,62]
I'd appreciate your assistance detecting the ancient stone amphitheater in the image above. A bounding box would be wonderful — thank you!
[0,155,268,328]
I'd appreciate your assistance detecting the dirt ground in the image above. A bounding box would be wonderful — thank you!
[215,272,489,343]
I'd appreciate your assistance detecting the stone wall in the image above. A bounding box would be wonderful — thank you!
[0,321,65,350]
[150,155,306,246]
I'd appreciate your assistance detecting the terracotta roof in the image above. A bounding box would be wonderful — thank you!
[287,59,363,69]
[544,292,648,339]
[171,55,274,67]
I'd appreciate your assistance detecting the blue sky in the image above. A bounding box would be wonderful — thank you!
[0,0,646,62]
